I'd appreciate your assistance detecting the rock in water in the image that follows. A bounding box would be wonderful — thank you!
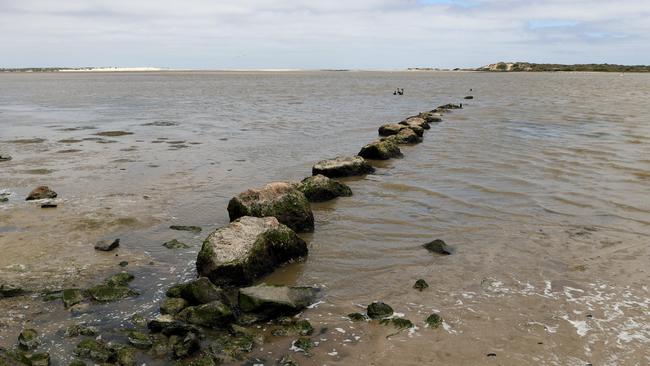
[26,186,57,200]
[426,313,443,328]
[434,103,462,113]
[413,279,429,291]
[382,128,422,145]
[464,95,474,99]
[312,156,375,178]
[163,239,191,249]
[0,154,12,162]
[378,123,423,137]
[227,182,314,233]
[238,284,320,319]
[358,140,403,160]
[400,116,430,130]
[423,239,452,255]
[74,339,116,363]
[366,302,393,319]
[196,216,308,287]
[62,288,86,308]
[297,175,352,202]
[0,284,23,298]
[178,301,234,328]
[94,238,120,251]
[160,298,189,315]
[418,111,443,123]
[169,225,202,233]
[18,329,40,350]
[174,277,225,305]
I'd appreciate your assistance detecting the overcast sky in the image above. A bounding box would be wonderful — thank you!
[1,0,648,69]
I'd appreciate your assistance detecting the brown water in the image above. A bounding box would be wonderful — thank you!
[1,71,649,365]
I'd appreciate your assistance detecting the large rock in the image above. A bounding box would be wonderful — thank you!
[400,116,430,130]
[296,175,352,202]
[178,301,234,328]
[173,277,225,305]
[378,123,423,137]
[227,182,314,233]
[381,128,422,145]
[418,111,443,123]
[196,216,307,287]
[358,140,402,160]
[312,156,375,178]
[26,186,57,201]
[238,284,320,319]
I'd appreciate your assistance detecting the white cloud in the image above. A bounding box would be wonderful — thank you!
[0,0,648,68]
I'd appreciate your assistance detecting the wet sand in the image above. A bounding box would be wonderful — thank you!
[1,71,649,365]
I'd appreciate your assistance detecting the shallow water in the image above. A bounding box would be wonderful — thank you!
[1,71,649,365]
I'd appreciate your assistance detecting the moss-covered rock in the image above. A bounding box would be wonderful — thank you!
[291,337,313,353]
[178,301,234,328]
[62,289,86,308]
[169,333,200,359]
[197,217,308,287]
[358,139,403,160]
[418,111,443,123]
[74,339,115,363]
[380,318,413,329]
[127,331,152,349]
[177,277,225,305]
[425,313,443,328]
[0,284,24,298]
[148,334,169,358]
[347,312,366,321]
[399,116,430,130]
[378,123,423,137]
[65,324,98,338]
[423,239,451,255]
[382,128,423,145]
[18,329,39,350]
[367,302,393,319]
[270,319,314,337]
[207,333,255,361]
[296,175,352,202]
[105,272,135,287]
[169,225,202,233]
[87,284,138,302]
[163,239,191,249]
[239,284,319,320]
[115,346,136,366]
[160,297,189,315]
[227,182,314,233]
[68,360,86,366]
[278,354,299,366]
[413,279,429,291]
[27,352,50,366]
[312,156,375,178]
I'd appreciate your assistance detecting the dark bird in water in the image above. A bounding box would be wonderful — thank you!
[393,90,397,95]
[397,88,404,95]
[469,88,473,92]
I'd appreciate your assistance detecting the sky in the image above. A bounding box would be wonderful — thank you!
[1,0,648,69]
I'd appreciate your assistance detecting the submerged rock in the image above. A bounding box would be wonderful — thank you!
[358,139,403,160]
[94,238,120,251]
[208,332,256,361]
[347,312,366,321]
[105,272,134,287]
[65,323,98,337]
[62,289,86,308]
[163,239,191,249]
[270,318,314,337]
[0,154,12,162]
[423,239,451,255]
[197,216,308,287]
[18,329,40,350]
[170,225,202,233]
[366,302,393,319]
[239,284,319,319]
[115,346,137,366]
[312,156,375,178]
[86,284,138,302]
[178,301,234,328]
[413,279,429,291]
[296,175,352,202]
[169,332,200,359]
[127,331,153,349]
[227,182,314,233]
[291,337,313,353]
[425,313,443,328]
[464,95,474,99]
[381,318,414,329]
[26,186,57,201]
[95,131,133,137]
[434,103,462,112]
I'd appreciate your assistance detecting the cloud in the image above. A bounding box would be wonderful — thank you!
[0,0,648,68]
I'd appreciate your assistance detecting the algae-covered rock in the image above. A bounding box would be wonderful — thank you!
[160,297,189,316]
[418,111,443,122]
[227,182,314,233]
[378,123,424,137]
[148,334,169,358]
[94,239,120,251]
[115,346,136,366]
[239,284,319,319]
[105,272,134,287]
[65,324,98,338]
[0,284,24,298]
[74,339,115,363]
[413,279,429,291]
[382,128,422,145]
[400,116,430,130]
[183,353,218,366]
[347,312,366,321]
[358,139,403,160]
[434,103,462,113]
[296,175,352,202]
[163,239,191,249]
[291,337,313,353]
[197,216,308,287]
[178,301,234,328]
[127,331,153,349]
[26,186,57,201]
[170,225,202,233]
[423,239,451,255]
[270,319,313,337]
[278,354,299,366]
[68,360,86,366]
[425,313,443,328]
[312,156,375,178]
[18,329,39,350]
[28,352,50,366]
[207,333,255,361]
[169,333,200,359]
[380,318,413,329]
[87,284,138,302]
[177,277,225,305]
[366,302,393,319]
[62,289,86,308]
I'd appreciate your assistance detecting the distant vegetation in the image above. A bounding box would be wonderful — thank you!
[478,62,650,72]
[1,68,68,72]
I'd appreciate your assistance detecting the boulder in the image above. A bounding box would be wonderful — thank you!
[94,238,120,251]
[238,284,320,319]
[115,346,136,366]
[413,279,429,291]
[28,352,50,366]
[196,216,307,287]
[381,128,422,145]
[74,339,115,363]
[65,323,98,337]
[358,140,403,160]
[312,156,375,178]
[227,182,314,233]
[296,175,352,202]
[26,186,57,201]
[418,111,443,123]
[160,298,189,315]
[366,302,393,319]
[423,239,451,255]
[400,116,430,130]
[378,123,423,137]
[176,277,225,305]
[425,313,443,328]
